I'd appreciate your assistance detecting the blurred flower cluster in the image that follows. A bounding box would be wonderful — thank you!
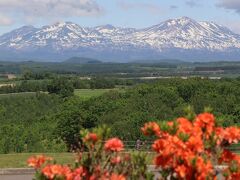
[142,112,240,179]
[28,126,152,180]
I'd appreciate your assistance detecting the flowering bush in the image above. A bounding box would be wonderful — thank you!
[28,113,240,180]
[28,126,152,180]
[142,112,240,180]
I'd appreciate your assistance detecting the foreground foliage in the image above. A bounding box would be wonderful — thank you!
[28,113,240,179]
[28,126,152,180]
[142,112,240,179]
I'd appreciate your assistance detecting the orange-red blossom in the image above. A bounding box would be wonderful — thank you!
[41,165,87,180]
[143,112,240,180]
[84,133,99,143]
[110,173,126,180]
[141,121,160,136]
[104,138,124,152]
[194,113,215,139]
[28,112,240,180]
[27,155,52,169]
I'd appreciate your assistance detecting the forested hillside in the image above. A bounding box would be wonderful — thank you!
[0,78,240,153]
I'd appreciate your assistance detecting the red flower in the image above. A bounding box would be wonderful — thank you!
[154,154,172,168]
[147,113,218,179]
[177,117,193,134]
[195,157,214,180]
[175,165,188,178]
[167,121,174,127]
[196,113,215,125]
[104,138,124,152]
[42,165,54,179]
[89,175,98,180]
[141,122,160,136]
[42,164,71,179]
[230,173,240,180]
[219,150,236,164]
[224,127,240,144]
[27,155,51,169]
[72,167,87,179]
[186,136,204,153]
[84,133,99,143]
[152,139,167,153]
[28,112,240,180]
[194,113,215,138]
[110,173,126,180]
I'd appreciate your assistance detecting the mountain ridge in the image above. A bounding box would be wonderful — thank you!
[1,17,240,62]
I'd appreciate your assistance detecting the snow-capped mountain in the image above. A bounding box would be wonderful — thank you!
[1,17,240,62]
[134,17,240,50]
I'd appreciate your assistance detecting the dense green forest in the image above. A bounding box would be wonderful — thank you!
[0,78,240,153]
[0,93,66,153]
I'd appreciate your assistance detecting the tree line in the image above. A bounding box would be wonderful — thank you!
[0,76,127,96]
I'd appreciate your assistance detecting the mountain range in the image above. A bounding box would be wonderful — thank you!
[1,17,240,62]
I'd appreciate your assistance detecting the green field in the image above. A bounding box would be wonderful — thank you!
[0,88,124,99]
[74,89,121,99]
[0,149,238,168]
[0,152,155,168]
[0,89,118,99]
[0,89,111,100]
[0,153,74,168]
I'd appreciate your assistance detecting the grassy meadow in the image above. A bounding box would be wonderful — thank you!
[0,151,156,168]
[0,153,74,168]
[74,88,125,99]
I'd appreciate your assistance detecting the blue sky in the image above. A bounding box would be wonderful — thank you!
[0,0,240,35]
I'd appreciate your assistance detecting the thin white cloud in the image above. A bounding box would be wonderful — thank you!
[217,0,240,13]
[118,1,164,15]
[0,14,13,26]
[0,0,103,24]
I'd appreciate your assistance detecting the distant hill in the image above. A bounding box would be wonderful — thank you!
[63,57,102,64]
